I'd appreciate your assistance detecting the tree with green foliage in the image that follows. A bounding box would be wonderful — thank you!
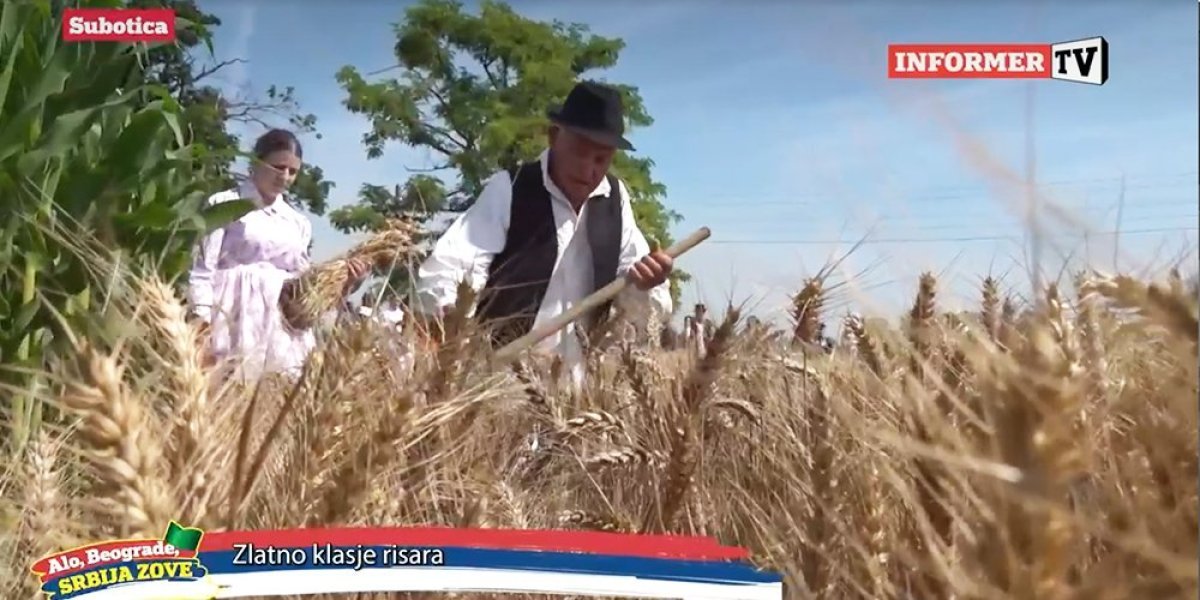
[332,0,688,303]
[126,0,334,215]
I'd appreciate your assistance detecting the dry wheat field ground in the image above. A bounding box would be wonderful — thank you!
[1,225,1197,600]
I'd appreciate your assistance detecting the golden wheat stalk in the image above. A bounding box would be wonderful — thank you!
[57,345,174,538]
[4,264,1196,600]
[792,277,825,345]
[283,216,423,329]
[19,431,66,565]
[135,276,218,525]
[1082,272,1199,343]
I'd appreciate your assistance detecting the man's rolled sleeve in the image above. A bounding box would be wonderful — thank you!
[614,180,673,321]
[415,171,513,315]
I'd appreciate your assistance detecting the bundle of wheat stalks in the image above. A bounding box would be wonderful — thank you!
[1,259,1197,599]
[282,215,423,328]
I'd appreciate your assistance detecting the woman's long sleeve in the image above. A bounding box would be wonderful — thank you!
[187,225,225,324]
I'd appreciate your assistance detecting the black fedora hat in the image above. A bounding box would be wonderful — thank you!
[547,80,635,151]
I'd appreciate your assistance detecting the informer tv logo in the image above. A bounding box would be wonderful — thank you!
[888,37,1109,85]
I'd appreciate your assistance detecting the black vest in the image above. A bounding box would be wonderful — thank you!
[475,160,623,346]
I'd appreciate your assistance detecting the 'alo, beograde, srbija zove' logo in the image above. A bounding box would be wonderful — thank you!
[62,8,176,43]
[887,37,1109,85]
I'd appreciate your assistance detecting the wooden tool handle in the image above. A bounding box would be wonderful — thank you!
[492,227,712,363]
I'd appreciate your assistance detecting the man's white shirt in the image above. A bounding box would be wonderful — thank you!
[415,149,673,384]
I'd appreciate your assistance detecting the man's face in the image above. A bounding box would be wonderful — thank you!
[548,126,616,202]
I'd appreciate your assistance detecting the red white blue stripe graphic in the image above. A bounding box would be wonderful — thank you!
[49,527,783,599]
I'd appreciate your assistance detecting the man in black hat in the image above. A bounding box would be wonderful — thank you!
[415,80,674,383]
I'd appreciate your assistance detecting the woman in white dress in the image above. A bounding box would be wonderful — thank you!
[686,303,709,358]
[187,129,369,379]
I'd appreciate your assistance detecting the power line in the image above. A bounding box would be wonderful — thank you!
[683,200,1198,227]
[700,193,1199,214]
[682,171,1197,201]
[679,177,1198,208]
[761,213,1200,234]
[685,211,1198,237]
[702,226,1199,246]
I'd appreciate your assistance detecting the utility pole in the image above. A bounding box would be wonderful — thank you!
[1026,81,1041,296]
[1113,174,1127,271]
[1083,190,1090,263]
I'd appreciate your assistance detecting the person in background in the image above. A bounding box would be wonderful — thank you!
[414,80,674,386]
[660,321,680,350]
[378,297,406,328]
[685,303,709,358]
[187,128,370,378]
[744,315,769,341]
[357,292,380,322]
[338,298,358,326]
[358,293,406,330]
[819,322,835,354]
[358,292,416,378]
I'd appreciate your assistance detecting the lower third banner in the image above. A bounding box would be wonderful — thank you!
[31,522,784,599]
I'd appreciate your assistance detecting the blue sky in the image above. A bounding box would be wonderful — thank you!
[198,0,1198,323]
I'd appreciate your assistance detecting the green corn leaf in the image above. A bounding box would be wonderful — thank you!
[200,199,256,234]
[113,201,178,231]
[15,108,101,172]
[107,102,170,181]
[0,2,24,52]
[13,90,139,167]
[0,4,30,119]
[13,299,39,332]
[22,43,73,114]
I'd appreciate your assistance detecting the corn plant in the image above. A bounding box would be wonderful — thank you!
[0,0,254,451]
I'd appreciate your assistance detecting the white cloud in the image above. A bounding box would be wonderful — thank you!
[228,5,256,87]
[218,5,258,142]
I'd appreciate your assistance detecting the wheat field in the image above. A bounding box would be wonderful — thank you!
[1,233,1197,599]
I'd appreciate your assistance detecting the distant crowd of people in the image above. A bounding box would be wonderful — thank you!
[343,292,407,329]
[658,303,835,355]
